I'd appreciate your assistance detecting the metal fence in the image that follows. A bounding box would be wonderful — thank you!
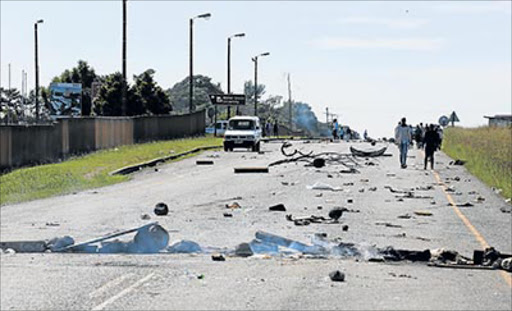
[0,111,205,170]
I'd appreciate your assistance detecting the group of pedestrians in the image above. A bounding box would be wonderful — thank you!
[262,119,279,137]
[332,119,353,141]
[394,117,442,170]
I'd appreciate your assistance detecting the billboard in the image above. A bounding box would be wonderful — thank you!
[49,82,82,116]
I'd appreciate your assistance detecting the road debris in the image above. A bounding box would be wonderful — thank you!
[226,202,242,209]
[223,212,233,217]
[329,270,345,282]
[375,222,403,228]
[307,182,342,191]
[196,160,214,165]
[500,206,511,213]
[414,210,433,216]
[234,167,269,173]
[141,214,151,220]
[154,202,169,216]
[234,243,254,257]
[350,146,387,157]
[448,202,474,207]
[168,240,202,253]
[211,254,226,261]
[342,225,349,231]
[269,204,287,212]
[449,159,466,165]
[328,207,348,221]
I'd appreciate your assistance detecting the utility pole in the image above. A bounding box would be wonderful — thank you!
[34,19,44,122]
[122,0,127,116]
[325,107,329,124]
[189,17,194,114]
[253,57,258,116]
[287,73,292,130]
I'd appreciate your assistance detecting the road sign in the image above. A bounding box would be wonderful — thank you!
[209,94,245,105]
[449,111,460,122]
[439,115,449,127]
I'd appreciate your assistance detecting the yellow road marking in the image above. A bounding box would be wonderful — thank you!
[92,273,154,310]
[432,169,512,287]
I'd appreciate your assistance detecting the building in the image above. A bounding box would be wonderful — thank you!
[484,115,512,127]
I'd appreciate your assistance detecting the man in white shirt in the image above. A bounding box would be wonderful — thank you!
[394,117,413,169]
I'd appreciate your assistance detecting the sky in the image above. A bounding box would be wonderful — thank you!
[1,0,511,136]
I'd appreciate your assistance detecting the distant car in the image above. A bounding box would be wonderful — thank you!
[223,116,262,152]
[205,120,229,136]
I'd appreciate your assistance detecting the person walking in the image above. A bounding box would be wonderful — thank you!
[273,120,279,138]
[424,124,440,169]
[266,120,271,137]
[332,118,339,139]
[394,117,412,169]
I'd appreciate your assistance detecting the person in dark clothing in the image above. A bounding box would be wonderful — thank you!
[273,120,279,137]
[424,124,440,169]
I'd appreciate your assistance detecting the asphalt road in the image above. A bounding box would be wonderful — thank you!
[1,140,511,310]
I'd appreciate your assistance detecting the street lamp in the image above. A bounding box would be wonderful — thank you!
[34,19,43,122]
[252,52,270,118]
[189,13,211,114]
[227,33,245,118]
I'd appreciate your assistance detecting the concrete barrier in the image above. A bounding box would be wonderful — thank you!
[0,110,205,171]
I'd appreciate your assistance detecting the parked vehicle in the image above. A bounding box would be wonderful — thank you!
[223,116,261,152]
[205,120,229,136]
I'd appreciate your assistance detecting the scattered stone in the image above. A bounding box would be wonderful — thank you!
[347,199,353,204]
[154,202,169,216]
[234,243,253,257]
[315,193,323,197]
[468,191,477,195]
[397,214,412,219]
[500,206,511,213]
[368,187,377,192]
[476,196,485,202]
[453,176,460,181]
[328,208,348,221]
[197,274,205,280]
[343,182,354,186]
[430,200,436,205]
[269,204,287,212]
[329,270,345,282]
[360,179,369,182]
[45,222,60,227]
[154,168,159,172]
[397,198,404,202]
[342,225,349,231]
[312,158,326,168]
[223,212,233,217]
[327,174,333,178]
[317,206,323,210]
[211,254,226,261]
[141,214,151,220]
[358,188,365,193]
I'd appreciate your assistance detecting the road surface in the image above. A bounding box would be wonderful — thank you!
[1,140,511,310]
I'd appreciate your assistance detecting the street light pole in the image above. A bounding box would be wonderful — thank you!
[34,19,43,122]
[122,0,127,116]
[227,33,245,118]
[252,52,269,118]
[189,13,211,114]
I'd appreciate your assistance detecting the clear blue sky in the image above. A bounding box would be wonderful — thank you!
[1,0,511,136]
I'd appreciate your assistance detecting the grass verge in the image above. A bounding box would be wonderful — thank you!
[0,136,222,206]
[443,126,512,200]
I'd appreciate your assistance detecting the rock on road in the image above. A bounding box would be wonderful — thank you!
[1,140,511,310]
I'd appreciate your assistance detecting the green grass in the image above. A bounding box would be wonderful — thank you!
[0,136,222,206]
[443,126,512,200]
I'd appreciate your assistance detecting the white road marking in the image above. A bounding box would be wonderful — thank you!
[89,273,134,299]
[92,273,155,311]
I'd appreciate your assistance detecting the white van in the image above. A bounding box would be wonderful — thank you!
[223,116,262,152]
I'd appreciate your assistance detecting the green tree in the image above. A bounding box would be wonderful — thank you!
[131,69,172,115]
[51,60,98,115]
[167,75,224,113]
[93,72,128,116]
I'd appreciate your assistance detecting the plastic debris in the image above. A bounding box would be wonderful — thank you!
[307,182,342,192]
[167,240,202,254]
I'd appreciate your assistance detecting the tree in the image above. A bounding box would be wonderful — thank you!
[51,60,98,115]
[167,75,224,113]
[243,80,266,103]
[131,69,172,115]
[93,72,127,116]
